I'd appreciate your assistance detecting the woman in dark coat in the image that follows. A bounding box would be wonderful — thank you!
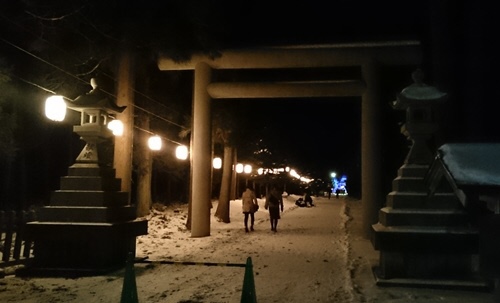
[265,186,284,232]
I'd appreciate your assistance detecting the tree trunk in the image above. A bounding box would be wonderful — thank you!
[214,146,233,223]
[136,115,153,217]
[113,49,135,202]
[230,148,237,200]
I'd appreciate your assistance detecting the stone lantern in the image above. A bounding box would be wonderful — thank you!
[371,71,488,290]
[21,79,148,276]
[69,77,126,167]
[392,69,447,165]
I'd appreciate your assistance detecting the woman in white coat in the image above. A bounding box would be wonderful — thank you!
[241,186,259,232]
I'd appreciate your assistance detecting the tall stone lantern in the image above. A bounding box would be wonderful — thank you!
[372,71,487,289]
[392,69,447,165]
[21,79,148,276]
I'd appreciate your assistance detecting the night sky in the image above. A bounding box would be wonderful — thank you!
[214,97,362,178]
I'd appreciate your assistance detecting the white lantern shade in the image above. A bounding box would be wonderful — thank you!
[213,157,222,169]
[45,95,66,121]
[243,164,252,174]
[257,168,264,175]
[148,135,162,151]
[176,145,188,160]
[235,163,244,173]
[107,119,124,136]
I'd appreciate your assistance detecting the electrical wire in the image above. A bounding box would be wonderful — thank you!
[134,125,184,146]
[7,70,186,146]
[0,13,188,130]
[0,38,188,135]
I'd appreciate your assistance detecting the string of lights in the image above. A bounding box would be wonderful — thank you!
[0,15,187,130]
[0,36,187,146]
[134,125,183,146]
[7,69,185,147]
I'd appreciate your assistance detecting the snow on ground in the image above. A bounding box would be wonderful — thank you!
[0,195,498,302]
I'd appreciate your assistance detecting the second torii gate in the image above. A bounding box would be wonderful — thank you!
[157,41,422,238]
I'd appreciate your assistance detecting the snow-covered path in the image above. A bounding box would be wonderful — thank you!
[0,195,355,303]
[248,196,354,302]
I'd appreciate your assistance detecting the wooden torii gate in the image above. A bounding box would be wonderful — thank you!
[157,41,422,237]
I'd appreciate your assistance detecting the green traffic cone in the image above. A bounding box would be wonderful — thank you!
[120,252,139,303]
[240,257,257,303]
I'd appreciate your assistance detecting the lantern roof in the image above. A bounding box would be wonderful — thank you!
[393,69,447,109]
[70,78,126,114]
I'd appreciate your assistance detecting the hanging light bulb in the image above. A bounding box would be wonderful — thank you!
[243,164,252,174]
[176,145,188,160]
[213,157,222,169]
[235,163,244,173]
[148,135,162,150]
[45,95,66,121]
[107,119,124,136]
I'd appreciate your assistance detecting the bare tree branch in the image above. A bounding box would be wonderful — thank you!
[25,5,85,21]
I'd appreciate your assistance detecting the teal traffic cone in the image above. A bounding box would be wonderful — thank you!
[240,257,257,303]
[120,252,139,303]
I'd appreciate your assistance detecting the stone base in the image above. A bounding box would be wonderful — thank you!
[18,220,147,277]
[377,250,479,279]
[373,266,492,291]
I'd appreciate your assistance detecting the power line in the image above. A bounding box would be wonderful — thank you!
[0,14,188,130]
[135,105,186,130]
[134,125,184,146]
[7,71,185,145]
[0,37,88,86]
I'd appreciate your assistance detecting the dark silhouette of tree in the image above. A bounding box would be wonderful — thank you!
[212,108,236,223]
[0,66,18,209]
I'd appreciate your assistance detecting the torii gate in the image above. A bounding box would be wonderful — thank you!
[157,41,422,238]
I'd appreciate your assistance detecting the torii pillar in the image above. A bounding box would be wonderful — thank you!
[362,59,382,236]
[191,62,212,237]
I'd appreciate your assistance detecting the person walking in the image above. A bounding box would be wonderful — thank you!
[242,186,259,232]
[265,186,284,232]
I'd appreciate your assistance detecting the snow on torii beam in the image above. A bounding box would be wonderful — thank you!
[158,41,422,238]
[207,80,366,99]
[158,41,421,70]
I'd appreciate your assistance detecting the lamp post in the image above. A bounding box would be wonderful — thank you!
[22,78,148,276]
